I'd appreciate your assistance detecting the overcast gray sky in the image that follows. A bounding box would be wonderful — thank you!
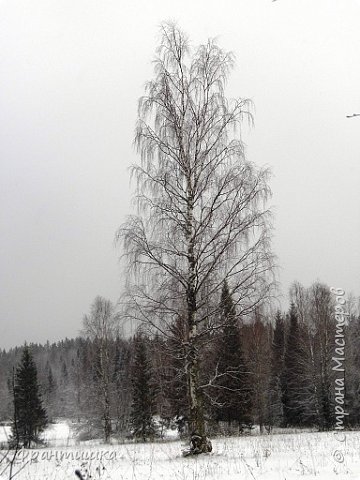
[1,0,359,350]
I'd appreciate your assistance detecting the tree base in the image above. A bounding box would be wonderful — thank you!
[182,434,212,456]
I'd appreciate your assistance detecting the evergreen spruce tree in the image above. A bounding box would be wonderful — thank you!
[267,311,285,427]
[11,345,48,448]
[345,314,360,427]
[113,337,132,433]
[44,362,57,421]
[247,311,271,434]
[164,317,188,428]
[70,350,82,422]
[281,304,307,427]
[211,281,252,429]
[130,334,157,441]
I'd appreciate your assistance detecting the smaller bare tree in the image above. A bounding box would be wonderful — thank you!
[82,296,117,443]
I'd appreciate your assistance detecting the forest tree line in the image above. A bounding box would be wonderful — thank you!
[1,280,359,443]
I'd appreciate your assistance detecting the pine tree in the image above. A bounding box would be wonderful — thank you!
[211,281,252,430]
[130,334,157,441]
[11,345,48,448]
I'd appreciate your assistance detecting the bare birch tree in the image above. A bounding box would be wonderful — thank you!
[82,296,116,443]
[290,281,336,429]
[117,22,275,453]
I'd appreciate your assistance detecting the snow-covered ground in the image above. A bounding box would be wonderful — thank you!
[0,421,74,448]
[0,425,11,446]
[1,423,360,479]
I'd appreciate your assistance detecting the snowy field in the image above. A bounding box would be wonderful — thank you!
[1,423,360,479]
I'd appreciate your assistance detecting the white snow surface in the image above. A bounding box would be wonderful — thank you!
[1,424,360,479]
[41,421,74,446]
[0,426,11,445]
[0,421,74,447]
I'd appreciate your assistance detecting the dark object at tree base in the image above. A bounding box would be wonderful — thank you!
[75,469,85,480]
[182,434,213,456]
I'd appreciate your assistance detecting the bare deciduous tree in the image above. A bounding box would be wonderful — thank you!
[82,296,117,443]
[290,281,337,429]
[117,22,275,453]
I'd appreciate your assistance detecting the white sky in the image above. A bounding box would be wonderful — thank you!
[1,0,359,350]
